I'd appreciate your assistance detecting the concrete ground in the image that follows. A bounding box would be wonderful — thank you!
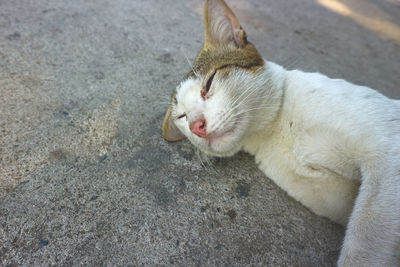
[1,0,399,265]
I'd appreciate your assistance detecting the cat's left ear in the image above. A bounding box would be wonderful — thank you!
[162,105,186,142]
[204,0,247,48]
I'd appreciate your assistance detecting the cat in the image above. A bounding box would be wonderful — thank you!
[162,0,400,266]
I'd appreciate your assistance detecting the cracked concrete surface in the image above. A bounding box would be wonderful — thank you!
[1,0,399,265]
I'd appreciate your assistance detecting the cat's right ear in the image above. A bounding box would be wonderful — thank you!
[162,105,186,142]
[204,0,247,48]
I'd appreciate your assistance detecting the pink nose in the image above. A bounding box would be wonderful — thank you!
[190,119,207,138]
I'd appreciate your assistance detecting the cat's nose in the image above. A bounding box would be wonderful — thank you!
[190,118,207,138]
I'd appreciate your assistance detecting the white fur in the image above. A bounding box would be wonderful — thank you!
[173,61,400,266]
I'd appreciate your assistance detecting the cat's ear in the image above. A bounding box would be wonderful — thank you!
[162,105,186,142]
[204,0,247,48]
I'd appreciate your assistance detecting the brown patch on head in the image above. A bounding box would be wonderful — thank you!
[186,42,264,79]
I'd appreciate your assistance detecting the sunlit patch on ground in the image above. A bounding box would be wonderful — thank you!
[316,0,400,45]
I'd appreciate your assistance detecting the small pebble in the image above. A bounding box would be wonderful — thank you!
[39,240,49,247]
[90,195,99,201]
[98,153,107,163]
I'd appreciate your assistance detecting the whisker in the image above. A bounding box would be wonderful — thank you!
[180,46,201,79]
[202,153,219,175]
[153,95,173,101]
[214,112,233,133]
[152,101,172,106]
[196,149,207,170]
[229,83,261,111]
[210,109,232,133]
[210,99,280,133]
[234,105,281,115]
[231,95,281,114]
[195,149,219,176]
[228,85,275,114]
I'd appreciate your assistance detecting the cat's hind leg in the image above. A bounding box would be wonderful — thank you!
[338,159,400,266]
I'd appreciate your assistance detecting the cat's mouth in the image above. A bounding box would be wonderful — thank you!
[190,126,241,157]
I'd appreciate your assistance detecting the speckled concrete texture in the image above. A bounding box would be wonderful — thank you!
[1,0,399,265]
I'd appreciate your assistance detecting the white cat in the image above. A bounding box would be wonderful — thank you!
[162,0,400,265]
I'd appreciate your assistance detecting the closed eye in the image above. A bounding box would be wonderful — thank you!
[177,114,186,119]
[205,71,216,93]
[202,71,216,99]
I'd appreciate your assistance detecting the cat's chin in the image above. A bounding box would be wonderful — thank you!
[190,130,242,157]
[201,147,240,157]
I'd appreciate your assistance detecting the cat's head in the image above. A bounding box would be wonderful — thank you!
[162,0,271,157]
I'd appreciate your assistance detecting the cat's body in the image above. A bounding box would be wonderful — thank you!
[163,0,400,265]
[244,61,400,227]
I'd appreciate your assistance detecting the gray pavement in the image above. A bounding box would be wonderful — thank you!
[1,0,399,265]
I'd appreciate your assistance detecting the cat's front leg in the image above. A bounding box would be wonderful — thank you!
[338,162,400,266]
